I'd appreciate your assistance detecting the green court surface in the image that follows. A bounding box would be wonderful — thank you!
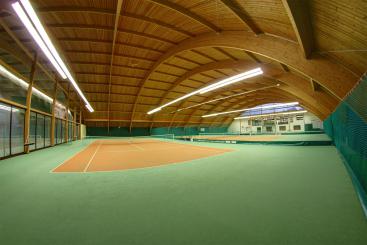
[1,139,367,245]
[276,133,331,141]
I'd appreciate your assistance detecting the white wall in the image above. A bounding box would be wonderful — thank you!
[227,112,323,134]
[304,113,324,129]
[81,124,86,139]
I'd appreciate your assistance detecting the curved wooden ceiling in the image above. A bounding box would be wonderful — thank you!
[0,0,366,129]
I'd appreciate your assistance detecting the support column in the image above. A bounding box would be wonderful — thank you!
[50,80,58,146]
[24,52,38,153]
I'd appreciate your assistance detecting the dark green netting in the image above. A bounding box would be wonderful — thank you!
[324,73,367,211]
[86,127,150,137]
[87,126,228,137]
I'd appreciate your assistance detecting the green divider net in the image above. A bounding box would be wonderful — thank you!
[87,126,228,137]
[324,73,367,213]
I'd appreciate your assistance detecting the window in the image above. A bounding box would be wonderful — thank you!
[279,126,286,131]
[76,124,80,140]
[11,107,25,154]
[61,120,65,143]
[68,122,73,142]
[293,125,301,130]
[56,119,62,144]
[29,112,36,151]
[0,102,11,158]
[44,116,51,147]
[36,114,45,149]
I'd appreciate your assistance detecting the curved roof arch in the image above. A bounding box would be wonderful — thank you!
[0,0,365,129]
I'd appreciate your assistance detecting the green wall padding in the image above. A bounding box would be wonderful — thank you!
[324,74,367,208]
[305,123,313,131]
[86,127,150,137]
[87,126,229,137]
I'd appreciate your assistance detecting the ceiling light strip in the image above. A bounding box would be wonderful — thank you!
[176,84,280,113]
[11,2,66,79]
[147,67,263,115]
[234,110,307,120]
[202,102,299,118]
[12,0,94,112]
[199,68,263,94]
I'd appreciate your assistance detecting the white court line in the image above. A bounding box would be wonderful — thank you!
[128,140,145,151]
[83,141,102,172]
[101,145,187,153]
[49,140,98,173]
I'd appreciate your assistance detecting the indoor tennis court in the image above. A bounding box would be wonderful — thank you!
[1,0,367,245]
[52,136,232,173]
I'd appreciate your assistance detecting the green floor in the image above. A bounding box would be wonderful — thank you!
[0,139,367,245]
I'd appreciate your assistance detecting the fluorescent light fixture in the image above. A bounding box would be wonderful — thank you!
[202,113,218,118]
[86,104,94,113]
[19,0,68,78]
[234,110,307,120]
[176,84,280,113]
[202,102,299,118]
[199,68,263,94]
[147,107,161,115]
[11,2,66,79]
[12,0,94,112]
[147,67,263,115]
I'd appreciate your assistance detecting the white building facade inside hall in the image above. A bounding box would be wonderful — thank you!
[228,112,323,135]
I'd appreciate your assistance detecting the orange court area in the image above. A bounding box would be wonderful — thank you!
[53,139,233,173]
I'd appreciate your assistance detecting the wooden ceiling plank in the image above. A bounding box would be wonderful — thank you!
[35,6,193,37]
[282,0,314,59]
[280,63,290,72]
[11,25,176,46]
[64,50,156,62]
[244,51,262,63]
[146,0,221,32]
[70,61,150,71]
[107,0,123,131]
[214,47,238,60]
[219,0,262,34]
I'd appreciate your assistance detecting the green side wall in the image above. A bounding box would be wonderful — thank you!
[86,126,228,137]
[323,73,367,210]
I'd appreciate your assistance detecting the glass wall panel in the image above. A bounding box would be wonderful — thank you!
[61,120,65,143]
[31,94,52,114]
[45,116,51,147]
[76,124,80,140]
[11,107,24,154]
[54,118,57,145]
[68,110,73,121]
[36,114,45,149]
[0,102,11,158]
[29,112,36,151]
[68,122,73,142]
[0,69,27,105]
[56,119,62,144]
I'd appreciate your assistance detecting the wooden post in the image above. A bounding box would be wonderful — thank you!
[50,80,58,146]
[24,52,38,153]
[73,107,77,141]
